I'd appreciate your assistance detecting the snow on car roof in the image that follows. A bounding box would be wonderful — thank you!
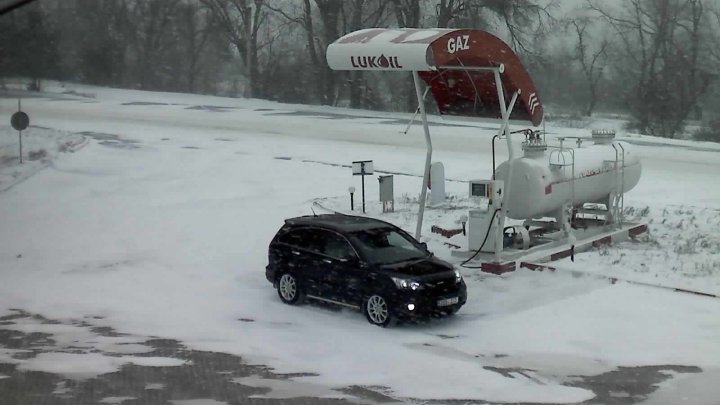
[285,214,393,232]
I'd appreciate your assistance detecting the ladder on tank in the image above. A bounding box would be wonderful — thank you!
[610,143,626,226]
[549,138,576,230]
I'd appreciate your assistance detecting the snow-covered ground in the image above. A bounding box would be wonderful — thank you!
[0,124,85,192]
[1,82,720,403]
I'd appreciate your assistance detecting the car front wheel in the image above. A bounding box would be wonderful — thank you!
[277,273,302,305]
[364,294,392,327]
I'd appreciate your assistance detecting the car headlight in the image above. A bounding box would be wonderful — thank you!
[454,270,463,283]
[391,277,422,290]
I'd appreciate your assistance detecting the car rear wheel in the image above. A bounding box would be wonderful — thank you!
[364,294,392,327]
[277,273,301,305]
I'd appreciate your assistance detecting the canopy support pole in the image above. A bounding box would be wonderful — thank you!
[492,68,519,263]
[412,71,432,240]
[402,87,430,134]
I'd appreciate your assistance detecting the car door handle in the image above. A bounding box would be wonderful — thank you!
[322,259,332,264]
[291,251,301,256]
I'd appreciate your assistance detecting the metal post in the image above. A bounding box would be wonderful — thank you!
[570,149,575,213]
[493,68,515,262]
[412,71,433,240]
[494,69,511,156]
[619,143,626,224]
[491,91,519,180]
[492,135,498,179]
[403,87,430,135]
[18,99,22,164]
[611,143,620,225]
[248,5,253,98]
[361,174,366,213]
[494,91,519,141]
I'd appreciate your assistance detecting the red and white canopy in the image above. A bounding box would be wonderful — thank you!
[327,28,543,126]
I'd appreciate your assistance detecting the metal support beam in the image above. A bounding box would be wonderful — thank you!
[437,65,503,73]
[492,69,518,263]
[412,71,433,240]
[495,91,519,141]
[619,143,626,225]
[402,87,430,135]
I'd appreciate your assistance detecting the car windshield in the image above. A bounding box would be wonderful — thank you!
[351,228,428,265]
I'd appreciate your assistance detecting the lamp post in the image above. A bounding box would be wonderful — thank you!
[11,99,29,164]
[459,214,468,236]
[348,186,356,211]
[351,160,372,214]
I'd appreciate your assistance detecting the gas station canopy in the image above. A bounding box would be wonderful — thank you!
[327,28,543,126]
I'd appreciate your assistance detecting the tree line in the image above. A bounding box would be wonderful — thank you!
[1,0,719,139]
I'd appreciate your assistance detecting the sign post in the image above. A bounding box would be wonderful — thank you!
[352,160,373,213]
[10,99,30,164]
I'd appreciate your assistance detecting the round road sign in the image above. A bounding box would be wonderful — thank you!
[11,111,30,131]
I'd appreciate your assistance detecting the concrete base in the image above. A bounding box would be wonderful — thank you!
[452,222,648,275]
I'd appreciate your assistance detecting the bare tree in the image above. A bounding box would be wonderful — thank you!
[389,0,421,111]
[126,0,181,89]
[435,0,458,28]
[569,17,609,116]
[265,0,324,102]
[392,0,421,28]
[435,0,554,54]
[313,0,344,104]
[347,0,366,108]
[263,0,343,103]
[588,0,716,137]
[179,3,213,93]
[340,0,390,108]
[203,0,268,98]
[268,0,391,106]
[711,6,720,64]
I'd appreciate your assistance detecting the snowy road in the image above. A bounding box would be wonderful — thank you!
[1,84,720,404]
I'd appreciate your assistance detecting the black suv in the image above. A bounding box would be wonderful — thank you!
[266,214,467,326]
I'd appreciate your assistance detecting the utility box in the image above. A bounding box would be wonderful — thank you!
[467,180,504,253]
[378,175,394,212]
[468,208,498,252]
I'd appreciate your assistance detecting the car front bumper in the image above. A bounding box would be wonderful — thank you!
[391,281,467,318]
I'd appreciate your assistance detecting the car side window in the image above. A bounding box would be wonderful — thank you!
[278,227,328,254]
[277,228,312,250]
[279,228,356,260]
[321,231,357,260]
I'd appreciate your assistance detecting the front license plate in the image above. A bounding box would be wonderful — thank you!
[437,297,459,307]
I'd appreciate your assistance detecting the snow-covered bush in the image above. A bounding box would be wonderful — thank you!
[693,119,720,143]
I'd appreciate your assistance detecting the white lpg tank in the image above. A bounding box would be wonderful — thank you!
[494,130,641,220]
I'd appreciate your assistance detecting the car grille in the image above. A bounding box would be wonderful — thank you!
[423,278,458,294]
